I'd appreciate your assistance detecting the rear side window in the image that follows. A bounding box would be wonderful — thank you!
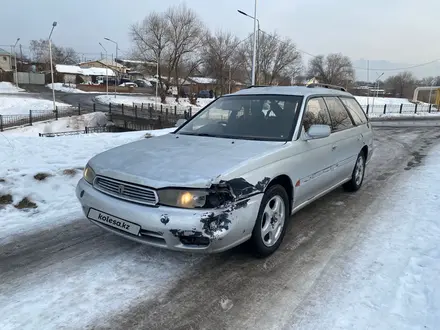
[323,97,354,132]
[302,97,331,131]
[340,97,368,125]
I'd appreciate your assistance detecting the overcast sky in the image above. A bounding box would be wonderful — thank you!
[2,0,440,69]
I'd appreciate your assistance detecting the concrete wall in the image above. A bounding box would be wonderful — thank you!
[76,84,154,94]
[15,72,46,85]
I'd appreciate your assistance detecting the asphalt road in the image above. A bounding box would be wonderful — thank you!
[1,126,440,330]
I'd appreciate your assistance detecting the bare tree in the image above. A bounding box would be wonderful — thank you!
[29,39,79,68]
[165,4,204,101]
[130,12,171,102]
[201,30,243,94]
[384,71,417,98]
[307,53,355,87]
[239,31,302,85]
[130,4,204,102]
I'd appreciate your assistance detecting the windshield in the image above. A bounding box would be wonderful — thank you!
[176,94,304,141]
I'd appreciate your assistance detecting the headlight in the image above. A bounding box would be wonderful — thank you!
[83,165,96,184]
[157,188,233,209]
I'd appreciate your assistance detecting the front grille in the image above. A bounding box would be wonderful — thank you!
[94,176,158,206]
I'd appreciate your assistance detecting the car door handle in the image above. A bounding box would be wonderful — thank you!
[332,145,337,151]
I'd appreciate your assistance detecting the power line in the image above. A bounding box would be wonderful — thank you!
[258,29,440,72]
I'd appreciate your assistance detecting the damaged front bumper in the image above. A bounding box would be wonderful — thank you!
[76,178,263,253]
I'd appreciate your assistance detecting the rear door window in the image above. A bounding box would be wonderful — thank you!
[339,97,368,125]
[323,97,354,132]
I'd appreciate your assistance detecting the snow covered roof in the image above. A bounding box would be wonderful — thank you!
[56,64,115,76]
[118,59,156,67]
[79,59,125,68]
[0,48,10,56]
[189,77,217,84]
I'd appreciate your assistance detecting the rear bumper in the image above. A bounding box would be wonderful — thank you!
[75,178,262,253]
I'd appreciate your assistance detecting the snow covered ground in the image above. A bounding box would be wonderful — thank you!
[95,94,214,112]
[293,144,440,330]
[0,126,198,330]
[1,112,109,136]
[0,95,70,115]
[0,82,25,93]
[0,127,175,242]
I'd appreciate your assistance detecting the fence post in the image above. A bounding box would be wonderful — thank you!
[160,104,163,113]
[0,115,3,132]
[135,105,138,118]
[184,110,188,119]
[174,105,177,116]
[399,104,403,114]
[78,103,81,115]
[121,103,124,115]
[414,104,418,114]
[109,103,112,114]
[141,103,144,111]
[429,104,432,113]
[93,103,96,112]
[366,104,369,115]
[29,110,33,126]
[189,107,192,117]
[158,116,162,128]
[85,127,88,134]
[149,105,153,119]
[166,108,169,122]
[56,106,58,120]
[383,104,386,114]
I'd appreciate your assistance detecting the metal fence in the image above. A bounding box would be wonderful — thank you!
[38,125,127,137]
[362,103,439,115]
[0,106,89,131]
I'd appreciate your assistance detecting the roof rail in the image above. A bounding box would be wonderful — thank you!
[307,83,347,92]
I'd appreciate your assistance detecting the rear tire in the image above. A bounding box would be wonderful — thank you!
[343,151,366,192]
[250,184,289,258]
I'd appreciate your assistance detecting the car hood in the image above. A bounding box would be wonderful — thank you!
[89,133,285,189]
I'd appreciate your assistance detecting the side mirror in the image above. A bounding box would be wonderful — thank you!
[303,124,331,140]
[175,119,187,127]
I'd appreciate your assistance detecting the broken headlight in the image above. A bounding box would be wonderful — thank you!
[157,188,232,209]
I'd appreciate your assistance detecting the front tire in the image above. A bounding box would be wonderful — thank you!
[250,184,289,258]
[343,151,366,192]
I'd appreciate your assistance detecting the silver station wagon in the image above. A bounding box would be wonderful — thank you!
[76,84,374,257]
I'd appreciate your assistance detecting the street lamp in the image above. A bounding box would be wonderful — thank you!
[428,78,436,106]
[49,21,57,112]
[104,37,118,97]
[13,38,20,87]
[99,42,109,96]
[371,72,384,113]
[238,1,258,85]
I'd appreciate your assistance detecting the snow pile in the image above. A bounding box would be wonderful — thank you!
[0,127,175,241]
[2,112,110,136]
[293,144,440,330]
[0,82,25,93]
[0,95,70,115]
[46,83,87,93]
[95,94,214,112]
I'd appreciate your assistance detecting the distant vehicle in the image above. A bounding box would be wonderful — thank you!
[119,82,138,87]
[134,79,152,88]
[76,84,374,257]
[198,90,210,98]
